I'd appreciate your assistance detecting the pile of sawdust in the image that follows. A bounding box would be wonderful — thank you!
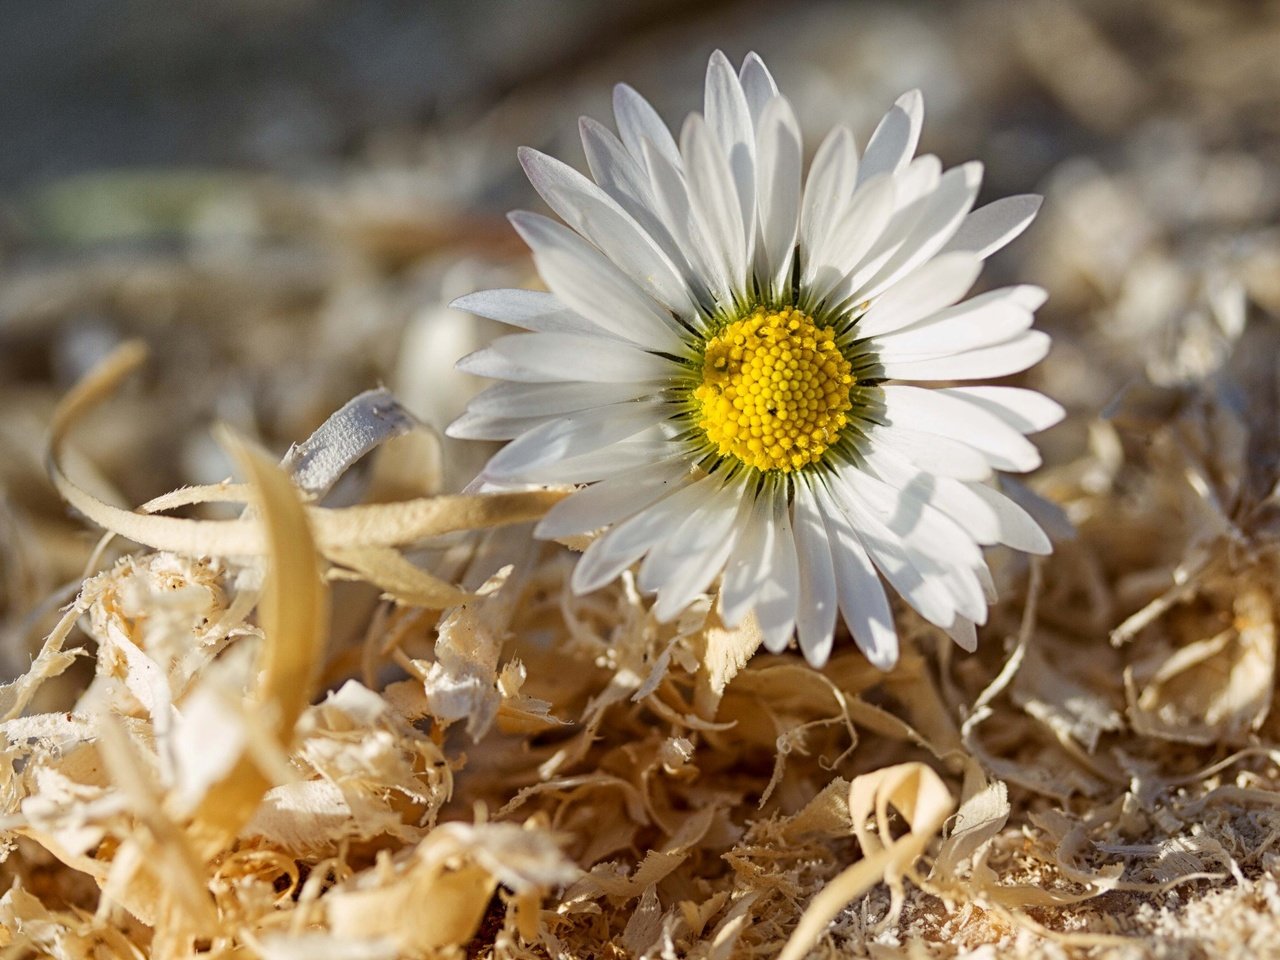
[3,1,1280,956]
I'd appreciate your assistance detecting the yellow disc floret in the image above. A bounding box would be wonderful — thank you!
[693,306,854,472]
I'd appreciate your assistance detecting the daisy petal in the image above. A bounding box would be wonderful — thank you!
[850,161,983,305]
[946,617,978,652]
[535,457,691,540]
[829,478,958,628]
[484,402,666,479]
[613,82,681,170]
[754,95,803,300]
[840,466,987,624]
[520,438,673,485]
[813,481,898,669]
[880,384,1041,472]
[855,251,983,338]
[738,51,779,127]
[705,49,757,245]
[466,379,658,418]
[519,147,695,317]
[821,155,942,307]
[870,285,1036,353]
[858,89,923,185]
[800,126,858,284]
[877,330,1051,381]
[457,331,677,383]
[963,481,1052,554]
[681,113,750,303]
[792,480,838,667]
[572,475,722,594]
[648,482,749,620]
[942,194,1042,260]
[866,424,993,481]
[508,212,688,353]
[805,173,897,309]
[860,437,1006,544]
[940,386,1065,434]
[757,498,799,653]
[580,116,706,301]
[451,289,600,338]
[719,493,771,628]
[644,138,731,312]
[446,412,548,441]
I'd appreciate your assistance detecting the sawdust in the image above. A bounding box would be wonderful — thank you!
[4,0,1280,956]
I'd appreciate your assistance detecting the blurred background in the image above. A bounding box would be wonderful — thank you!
[2,0,1279,675]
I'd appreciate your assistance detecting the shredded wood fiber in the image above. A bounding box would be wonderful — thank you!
[3,1,1280,956]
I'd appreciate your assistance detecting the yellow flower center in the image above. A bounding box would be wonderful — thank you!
[693,306,854,472]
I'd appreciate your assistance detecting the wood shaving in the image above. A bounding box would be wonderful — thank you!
[4,1,1280,955]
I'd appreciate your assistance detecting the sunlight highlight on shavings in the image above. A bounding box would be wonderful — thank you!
[46,342,569,560]
[778,764,954,960]
[186,428,328,855]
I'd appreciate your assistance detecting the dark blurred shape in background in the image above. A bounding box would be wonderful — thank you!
[1,0,757,189]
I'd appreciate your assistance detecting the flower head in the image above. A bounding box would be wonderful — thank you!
[449,51,1062,668]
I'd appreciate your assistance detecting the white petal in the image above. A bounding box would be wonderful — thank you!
[484,402,666,479]
[738,52,779,127]
[452,289,600,338]
[941,195,1042,260]
[535,457,692,540]
[719,492,771,628]
[858,89,923,185]
[804,174,897,309]
[963,480,1052,554]
[519,437,673,485]
[644,138,730,312]
[580,117,707,303]
[1007,286,1049,311]
[841,161,982,307]
[800,126,858,282]
[974,562,998,603]
[581,116,653,209]
[447,412,546,441]
[754,95,803,300]
[639,476,737,593]
[648,480,749,621]
[866,424,992,481]
[704,50,756,247]
[891,153,943,208]
[870,288,1034,355]
[878,330,1051,381]
[681,113,750,304]
[466,379,657,418]
[1000,476,1075,543]
[940,386,1065,434]
[757,496,799,653]
[572,475,722,594]
[508,212,688,354]
[828,477,958,628]
[945,616,978,652]
[855,252,983,338]
[813,480,898,668]
[821,155,941,307]
[792,480,838,667]
[519,147,696,317]
[860,438,1006,545]
[457,331,677,384]
[839,466,987,624]
[879,385,1041,472]
[613,82,680,170]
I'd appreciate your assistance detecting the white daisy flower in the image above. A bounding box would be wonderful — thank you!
[448,51,1063,669]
